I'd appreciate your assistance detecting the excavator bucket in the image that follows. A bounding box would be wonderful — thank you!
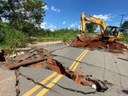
[76,34,86,42]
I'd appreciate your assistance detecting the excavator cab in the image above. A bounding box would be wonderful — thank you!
[104,26,123,39]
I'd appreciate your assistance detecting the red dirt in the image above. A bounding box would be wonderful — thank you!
[71,35,128,53]
[28,62,45,67]
[47,58,67,74]
[66,70,93,86]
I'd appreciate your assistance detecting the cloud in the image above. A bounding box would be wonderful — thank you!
[68,22,80,29]
[51,6,60,12]
[62,21,66,24]
[42,5,49,10]
[40,22,57,31]
[93,14,112,21]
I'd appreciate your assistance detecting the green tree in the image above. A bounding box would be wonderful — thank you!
[86,22,97,32]
[121,21,128,28]
[0,0,46,31]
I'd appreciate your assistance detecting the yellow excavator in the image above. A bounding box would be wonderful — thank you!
[78,12,123,42]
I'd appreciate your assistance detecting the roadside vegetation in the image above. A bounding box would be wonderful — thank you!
[121,33,128,44]
[0,21,27,48]
[0,20,128,49]
[38,29,78,42]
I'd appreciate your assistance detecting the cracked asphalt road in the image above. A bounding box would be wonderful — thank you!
[1,43,128,96]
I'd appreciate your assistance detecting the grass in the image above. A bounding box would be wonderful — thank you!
[38,29,78,42]
[38,32,98,42]
[121,33,128,44]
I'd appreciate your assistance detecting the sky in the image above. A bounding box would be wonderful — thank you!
[41,0,128,31]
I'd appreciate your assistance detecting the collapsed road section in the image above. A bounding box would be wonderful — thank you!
[0,48,110,96]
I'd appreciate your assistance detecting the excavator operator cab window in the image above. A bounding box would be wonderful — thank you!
[105,27,112,35]
[105,26,119,36]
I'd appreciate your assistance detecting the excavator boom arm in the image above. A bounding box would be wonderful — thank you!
[80,12,107,34]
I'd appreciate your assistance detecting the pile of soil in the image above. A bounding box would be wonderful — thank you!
[70,35,128,53]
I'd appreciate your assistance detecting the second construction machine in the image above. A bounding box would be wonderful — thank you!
[77,12,123,42]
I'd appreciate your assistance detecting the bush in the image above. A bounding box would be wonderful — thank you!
[0,22,28,48]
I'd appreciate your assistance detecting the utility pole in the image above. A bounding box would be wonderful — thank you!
[120,14,128,26]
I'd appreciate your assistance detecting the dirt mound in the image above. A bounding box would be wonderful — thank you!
[69,35,128,53]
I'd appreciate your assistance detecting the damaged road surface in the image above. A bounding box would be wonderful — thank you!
[0,43,128,96]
